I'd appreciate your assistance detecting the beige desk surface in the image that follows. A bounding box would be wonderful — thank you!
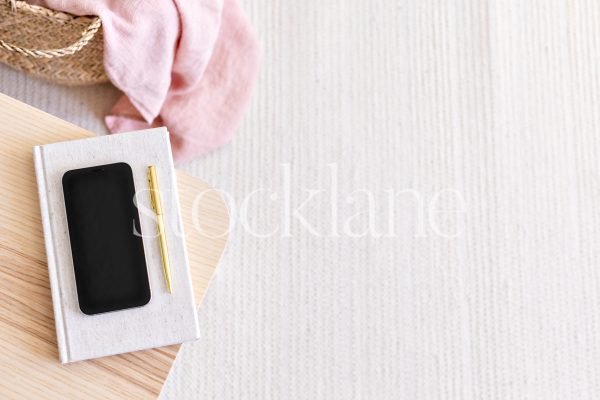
[0,93,229,398]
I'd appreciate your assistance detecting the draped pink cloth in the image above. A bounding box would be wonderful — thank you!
[37,0,260,163]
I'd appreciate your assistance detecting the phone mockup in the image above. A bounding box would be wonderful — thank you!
[62,162,151,315]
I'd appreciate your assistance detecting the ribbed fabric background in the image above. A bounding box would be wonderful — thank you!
[2,0,600,398]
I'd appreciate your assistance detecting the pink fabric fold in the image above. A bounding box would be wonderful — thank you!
[36,0,260,163]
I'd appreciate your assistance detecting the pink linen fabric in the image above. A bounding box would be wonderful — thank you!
[36,0,260,163]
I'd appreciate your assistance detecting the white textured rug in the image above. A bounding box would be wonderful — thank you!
[3,0,600,398]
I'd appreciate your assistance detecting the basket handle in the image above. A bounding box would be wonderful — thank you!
[0,0,101,59]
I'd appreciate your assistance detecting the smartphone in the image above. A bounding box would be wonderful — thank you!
[62,162,151,315]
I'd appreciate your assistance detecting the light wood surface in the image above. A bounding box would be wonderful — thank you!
[0,93,229,398]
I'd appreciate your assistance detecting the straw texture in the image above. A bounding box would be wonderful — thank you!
[0,0,107,85]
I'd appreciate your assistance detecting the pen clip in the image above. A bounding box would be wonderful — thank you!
[147,169,156,212]
[147,165,162,215]
[150,188,157,213]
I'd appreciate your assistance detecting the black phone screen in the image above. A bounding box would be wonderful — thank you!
[62,162,151,315]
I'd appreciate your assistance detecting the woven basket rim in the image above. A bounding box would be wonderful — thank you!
[0,0,101,58]
[7,0,76,22]
[0,0,108,85]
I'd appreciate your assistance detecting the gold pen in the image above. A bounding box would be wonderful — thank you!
[147,165,173,294]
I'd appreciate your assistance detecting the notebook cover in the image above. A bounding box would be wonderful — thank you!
[33,128,200,363]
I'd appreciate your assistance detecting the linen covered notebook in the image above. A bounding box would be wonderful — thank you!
[33,128,200,363]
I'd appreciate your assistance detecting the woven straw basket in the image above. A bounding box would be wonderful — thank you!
[0,0,108,85]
